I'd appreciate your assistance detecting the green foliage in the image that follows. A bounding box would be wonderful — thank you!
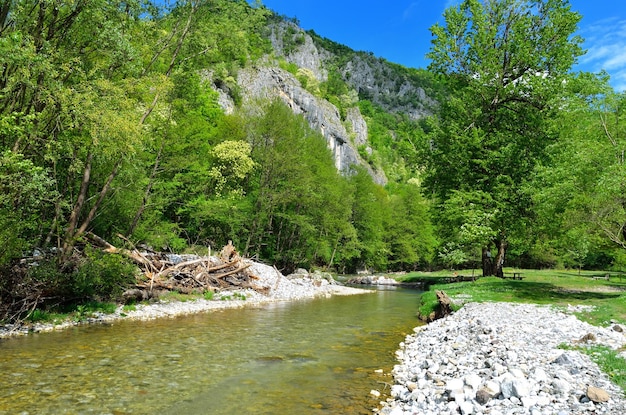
[385,182,437,270]
[26,309,64,324]
[425,0,584,273]
[0,151,55,266]
[357,100,428,182]
[278,59,299,75]
[245,100,355,271]
[438,242,468,270]
[68,248,138,300]
[341,167,389,271]
[4,0,625,315]
[208,140,256,196]
[531,76,626,269]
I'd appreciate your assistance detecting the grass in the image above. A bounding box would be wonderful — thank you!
[25,300,118,324]
[396,268,626,326]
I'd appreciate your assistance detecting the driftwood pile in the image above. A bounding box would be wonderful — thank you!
[84,233,269,301]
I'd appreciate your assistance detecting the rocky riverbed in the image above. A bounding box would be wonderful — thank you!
[376,302,626,415]
[0,260,369,338]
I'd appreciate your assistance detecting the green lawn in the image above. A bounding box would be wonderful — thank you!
[395,268,626,326]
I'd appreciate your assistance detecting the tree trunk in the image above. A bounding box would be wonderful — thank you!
[61,150,93,261]
[492,239,508,278]
[482,247,493,277]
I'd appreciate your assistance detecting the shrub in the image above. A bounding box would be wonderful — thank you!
[70,248,138,301]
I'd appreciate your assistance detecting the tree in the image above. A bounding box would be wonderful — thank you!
[385,181,437,271]
[425,0,583,276]
[346,167,389,272]
[532,74,626,268]
[244,100,355,272]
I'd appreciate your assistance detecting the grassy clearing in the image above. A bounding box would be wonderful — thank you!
[395,268,626,326]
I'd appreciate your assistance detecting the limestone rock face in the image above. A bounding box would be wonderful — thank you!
[234,65,387,185]
[341,55,435,119]
[269,23,329,81]
[346,107,369,147]
[268,21,437,120]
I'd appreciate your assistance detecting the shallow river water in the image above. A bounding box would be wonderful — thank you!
[0,287,422,414]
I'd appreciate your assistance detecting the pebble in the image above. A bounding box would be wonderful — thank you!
[377,302,626,415]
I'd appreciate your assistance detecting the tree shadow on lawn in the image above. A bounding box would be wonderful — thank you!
[478,280,622,304]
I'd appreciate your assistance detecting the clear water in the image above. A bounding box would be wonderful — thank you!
[0,288,422,414]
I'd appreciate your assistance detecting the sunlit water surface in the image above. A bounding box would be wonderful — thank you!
[0,287,422,414]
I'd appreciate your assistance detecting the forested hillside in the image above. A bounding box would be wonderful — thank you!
[1,0,625,315]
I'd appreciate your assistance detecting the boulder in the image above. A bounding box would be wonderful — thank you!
[586,385,610,403]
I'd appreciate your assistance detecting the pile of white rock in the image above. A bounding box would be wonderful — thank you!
[377,302,626,415]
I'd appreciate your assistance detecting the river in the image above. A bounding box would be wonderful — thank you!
[0,287,422,414]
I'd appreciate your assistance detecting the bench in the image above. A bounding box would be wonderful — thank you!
[592,274,610,281]
[502,272,524,280]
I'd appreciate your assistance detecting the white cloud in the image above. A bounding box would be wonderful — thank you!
[578,17,626,91]
[402,2,420,21]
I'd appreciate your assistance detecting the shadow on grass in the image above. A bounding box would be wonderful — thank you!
[439,279,622,304]
[483,281,621,303]
[499,281,621,303]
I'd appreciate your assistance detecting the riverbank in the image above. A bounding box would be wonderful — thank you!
[0,260,370,339]
[376,301,626,415]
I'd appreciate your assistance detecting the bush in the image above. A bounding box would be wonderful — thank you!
[70,248,138,300]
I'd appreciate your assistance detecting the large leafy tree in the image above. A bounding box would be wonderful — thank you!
[425,0,583,276]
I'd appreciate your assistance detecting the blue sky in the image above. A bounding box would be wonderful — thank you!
[259,0,626,91]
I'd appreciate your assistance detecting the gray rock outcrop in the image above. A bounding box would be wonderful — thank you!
[230,65,387,185]
[268,21,437,120]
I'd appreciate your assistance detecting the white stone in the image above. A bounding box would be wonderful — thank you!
[531,367,548,383]
[552,379,571,395]
[378,302,626,415]
[512,378,531,398]
[460,401,474,415]
[391,384,406,398]
[493,363,507,375]
[509,368,525,379]
[521,396,537,407]
[388,406,405,415]
[484,380,501,396]
[447,401,459,413]
[501,380,514,399]
[464,373,482,390]
[446,378,464,391]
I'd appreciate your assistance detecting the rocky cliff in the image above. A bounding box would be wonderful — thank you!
[234,65,387,185]
[210,18,439,185]
[269,21,438,119]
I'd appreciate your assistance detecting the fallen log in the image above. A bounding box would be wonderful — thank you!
[84,232,153,268]
[211,264,252,280]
